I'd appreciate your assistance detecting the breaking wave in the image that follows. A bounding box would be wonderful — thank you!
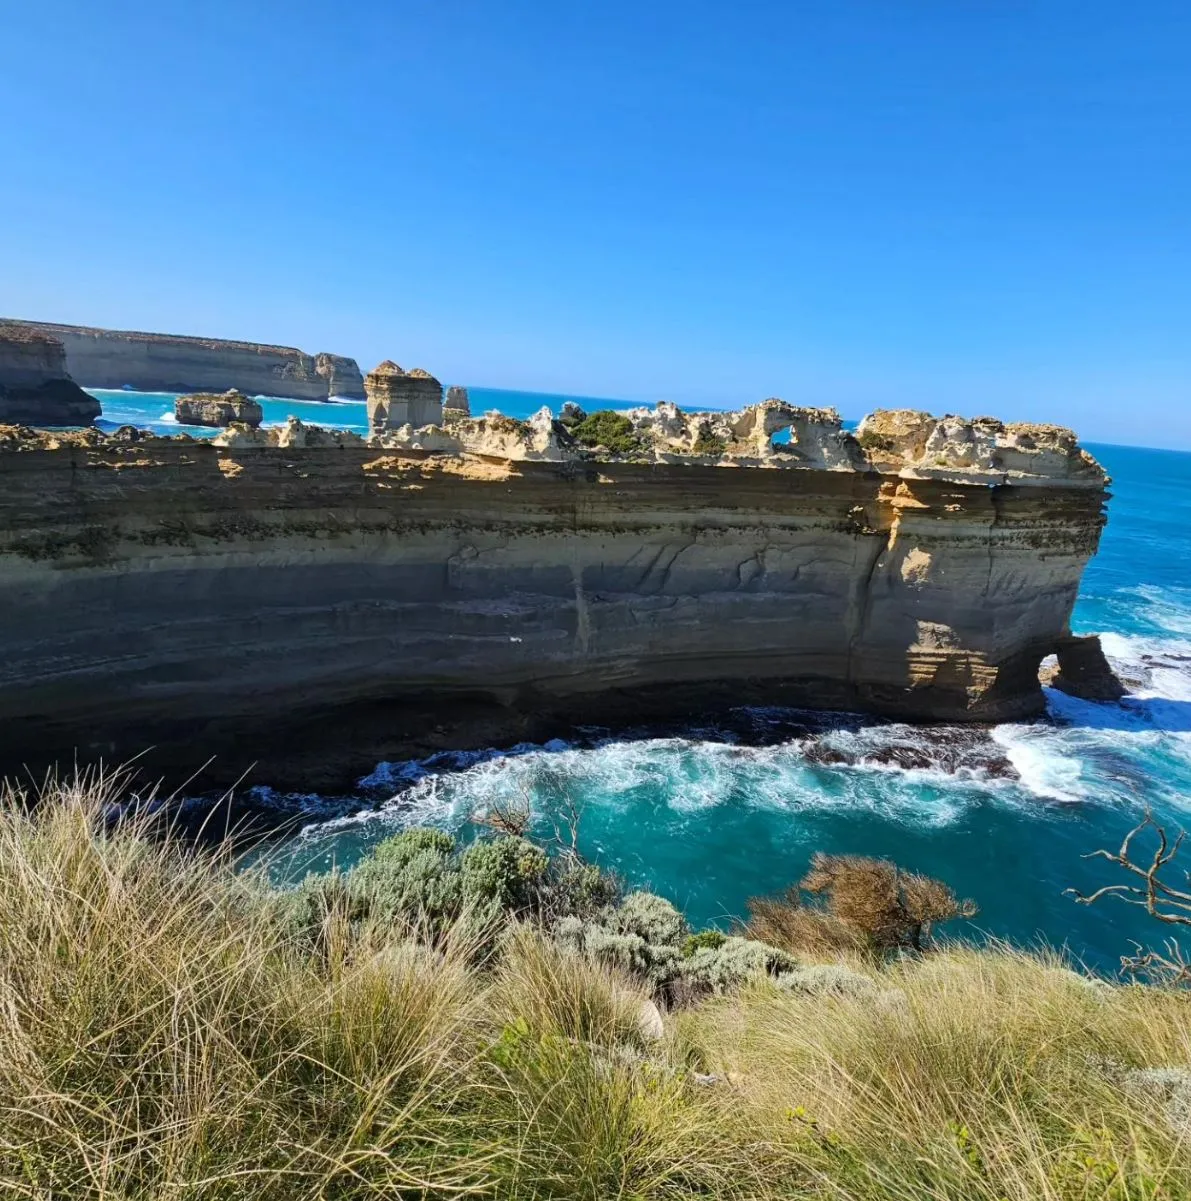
[256,440,1191,971]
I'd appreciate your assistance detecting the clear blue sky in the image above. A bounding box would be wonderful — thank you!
[3,1,1189,447]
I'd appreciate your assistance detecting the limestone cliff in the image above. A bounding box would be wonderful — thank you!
[0,402,1110,788]
[365,361,444,432]
[0,325,101,425]
[3,319,364,402]
[315,352,366,399]
[175,390,264,428]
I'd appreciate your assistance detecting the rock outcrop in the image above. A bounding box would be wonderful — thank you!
[315,353,366,399]
[365,362,443,433]
[0,402,1111,789]
[444,385,470,418]
[175,390,263,429]
[2,319,364,401]
[0,325,101,426]
[1049,634,1127,701]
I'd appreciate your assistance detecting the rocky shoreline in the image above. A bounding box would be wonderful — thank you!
[0,398,1117,791]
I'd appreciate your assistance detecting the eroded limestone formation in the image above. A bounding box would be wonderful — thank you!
[444,385,471,419]
[365,361,443,433]
[0,398,1115,788]
[0,324,101,426]
[175,390,263,429]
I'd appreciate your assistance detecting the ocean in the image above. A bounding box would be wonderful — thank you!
[88,386,1191,972]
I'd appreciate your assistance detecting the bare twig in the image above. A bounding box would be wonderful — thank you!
[1067,810,1191,985]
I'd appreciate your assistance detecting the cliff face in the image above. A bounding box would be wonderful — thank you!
[315,352,366,399]
[0,325,101,425]
[365,361,444,432]
[0,407,1109,788]
[3,319,365,402]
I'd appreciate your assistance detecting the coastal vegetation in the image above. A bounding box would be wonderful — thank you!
[2,769,1190,1199]
[566,407,648,456]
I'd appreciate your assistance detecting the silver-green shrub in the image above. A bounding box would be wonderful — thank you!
[682,936,798,993]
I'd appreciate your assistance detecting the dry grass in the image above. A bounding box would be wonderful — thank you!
[1,770,1190,1198]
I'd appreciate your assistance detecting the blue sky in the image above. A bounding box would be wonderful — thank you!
[2,1,1189,447]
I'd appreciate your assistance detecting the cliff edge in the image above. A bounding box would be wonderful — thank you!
[2,319,365,402]
[0,325,100,426]
[0,399,1111,788]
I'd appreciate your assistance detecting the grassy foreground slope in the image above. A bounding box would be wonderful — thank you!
[1,774,1189,1199]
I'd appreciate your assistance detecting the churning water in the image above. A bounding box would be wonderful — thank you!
[89,387,1191,970]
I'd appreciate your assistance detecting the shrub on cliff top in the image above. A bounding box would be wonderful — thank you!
[569,409,647,456]
[746,852,978,956]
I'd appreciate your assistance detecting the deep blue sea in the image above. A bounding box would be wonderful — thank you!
[88,387,1191,971]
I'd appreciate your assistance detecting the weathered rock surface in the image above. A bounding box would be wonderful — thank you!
[444,385,471,419]
[315,353,366,399]
[0,325,101,425]
[175,390,263,429]
[365,362,443,433]
[0,402,1110,788]
[212,415,364,448]
[1049,634,1127,700]
[3,319,364,401]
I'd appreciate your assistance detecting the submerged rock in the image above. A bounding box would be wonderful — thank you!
[175,389,263,429]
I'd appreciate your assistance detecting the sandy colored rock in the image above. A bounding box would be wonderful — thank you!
[444,385,470,420]
[175,390,263,429]
[855,409,1106,487]
[0,403,1110,788]
[0,325,101,426]
[2,318,363,402]
[315,353,365,399]
[365,361,443,433]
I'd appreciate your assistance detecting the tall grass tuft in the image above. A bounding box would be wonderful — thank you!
[2,768,1191,1198]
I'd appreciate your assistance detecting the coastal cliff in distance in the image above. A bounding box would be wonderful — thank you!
[0,400,1111,789]
[0,324,101,425]
[2,319,366,401]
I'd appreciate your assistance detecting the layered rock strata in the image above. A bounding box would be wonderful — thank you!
[365,361,443,432]
[0,325,101,425]
[3,319,364,401]
[0,402,1111,788]
[315,353,366,399]
[175,390,263,429]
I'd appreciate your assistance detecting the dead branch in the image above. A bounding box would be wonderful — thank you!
[1066,810,1191,927]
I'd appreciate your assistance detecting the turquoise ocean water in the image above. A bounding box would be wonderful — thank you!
[89,387,1191,971]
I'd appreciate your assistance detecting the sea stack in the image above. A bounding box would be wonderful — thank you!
[175,390,263,429]
[444,385,471,420]
[365,361,443,433]
[0,324,101,426]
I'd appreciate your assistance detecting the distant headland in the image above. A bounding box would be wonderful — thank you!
[0,314,1122,789]
[0,317,365,401]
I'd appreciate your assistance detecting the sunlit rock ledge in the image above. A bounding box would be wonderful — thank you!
[0,399,1112,790]
[199,397,1106,490]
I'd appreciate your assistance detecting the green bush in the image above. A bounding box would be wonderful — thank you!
[569,409,646,456]
[682,935,798,993]
[683,929,728,957]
